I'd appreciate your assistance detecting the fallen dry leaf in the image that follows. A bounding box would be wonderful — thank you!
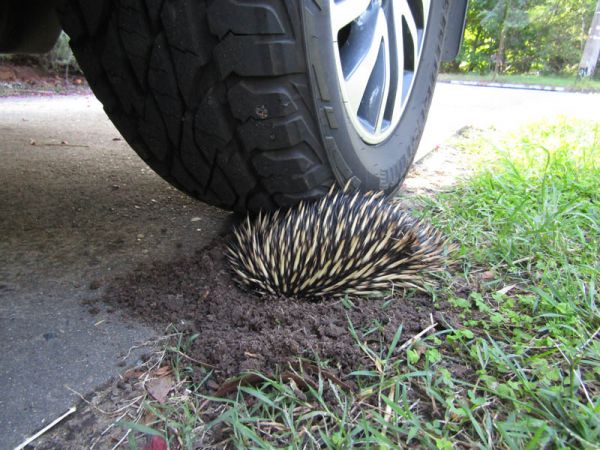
[122,368,144,380]
[497,284,517,295]
[153,365,172,377]
[147,375,174,403]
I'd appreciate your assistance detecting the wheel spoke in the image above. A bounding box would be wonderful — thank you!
[375,37,391,133]
[344,8,388,114]
[331,0,431,143]
[390,0,406,121]
[331,0,371,33]
[400,1,419,66]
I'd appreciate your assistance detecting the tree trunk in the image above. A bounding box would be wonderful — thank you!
[493,0,511,78]
[494,27,507,76]
[468,27,482,72]
[579,0,600,78]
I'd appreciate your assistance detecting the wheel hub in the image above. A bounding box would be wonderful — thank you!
[331,0,431,144]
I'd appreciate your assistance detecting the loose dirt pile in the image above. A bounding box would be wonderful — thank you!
[103,235,462,387]
[33,225,469,448]
[32,144,474,447]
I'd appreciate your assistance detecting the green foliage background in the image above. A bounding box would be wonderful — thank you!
[2,3,598,78]
[445,0,598,76]
[0,32,79,75]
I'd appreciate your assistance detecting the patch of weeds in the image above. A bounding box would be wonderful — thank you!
[116,332,221,449]
[202,322,474,449]
[417,118,600,447]
[422,119,598,269]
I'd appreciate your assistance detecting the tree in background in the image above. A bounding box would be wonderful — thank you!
[530,0,597,73]
[455,0,529,73]
[0,32,79,78]
[579,0,600,77]
[459,0,495,72]
[448,0,598,76]
[480,0,529,76]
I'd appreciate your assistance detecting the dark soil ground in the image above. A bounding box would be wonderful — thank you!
[102,238,462,386]
[30,143,474,448]
[33,229,468,449]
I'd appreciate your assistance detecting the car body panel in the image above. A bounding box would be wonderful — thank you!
[0,0,62,53]
[0,0,467,58]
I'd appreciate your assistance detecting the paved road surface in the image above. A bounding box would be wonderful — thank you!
[0,95,230,448]
[1,83,598,448]
[417,82,599,160]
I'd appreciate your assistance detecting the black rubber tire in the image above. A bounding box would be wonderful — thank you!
[58,0,448,213]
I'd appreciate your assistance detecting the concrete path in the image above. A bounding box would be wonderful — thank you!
[0,95,229,449]
[0,84,597,448]
[417,82,599,161]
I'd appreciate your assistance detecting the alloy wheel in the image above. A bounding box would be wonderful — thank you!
[331,0,431,144]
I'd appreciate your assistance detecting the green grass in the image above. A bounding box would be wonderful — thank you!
[416,119,600,448]
[438,72,600,92]
[128,119,599,449]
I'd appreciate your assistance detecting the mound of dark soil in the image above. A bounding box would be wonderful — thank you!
[104,235,462,387]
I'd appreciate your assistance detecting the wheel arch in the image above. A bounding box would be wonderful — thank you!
[441,0,468,62]
[0,0,62,53]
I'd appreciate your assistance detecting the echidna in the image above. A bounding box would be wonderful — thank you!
[227,184,453,298]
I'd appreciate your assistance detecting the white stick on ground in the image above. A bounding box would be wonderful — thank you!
[397,322,438,353]
[14,406,77,450]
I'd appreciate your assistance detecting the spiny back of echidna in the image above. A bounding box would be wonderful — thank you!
[227,185,453,298]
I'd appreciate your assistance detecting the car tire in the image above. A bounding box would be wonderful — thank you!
[58,0,448,213]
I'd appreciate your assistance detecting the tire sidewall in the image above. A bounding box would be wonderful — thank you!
[302,1,449,192]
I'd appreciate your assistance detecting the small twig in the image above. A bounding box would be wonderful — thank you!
[397,322,438,353]
[512,256,533,265]
[293,362,353,391]
[14,406,76,449]
[579,325,600,352]
[121,333,179,361]
[90,411,128,450]
[381,383,396,438]
[110,429,131,450]
[36,142,90,148]
[137,352,167,390]
[496,284,517,295]
[170,347,217,369]
[111,395,145,415]
[65,385,111,415]
[198,398,211,411]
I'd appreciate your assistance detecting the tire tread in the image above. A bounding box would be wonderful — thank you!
[59,0,334,212]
